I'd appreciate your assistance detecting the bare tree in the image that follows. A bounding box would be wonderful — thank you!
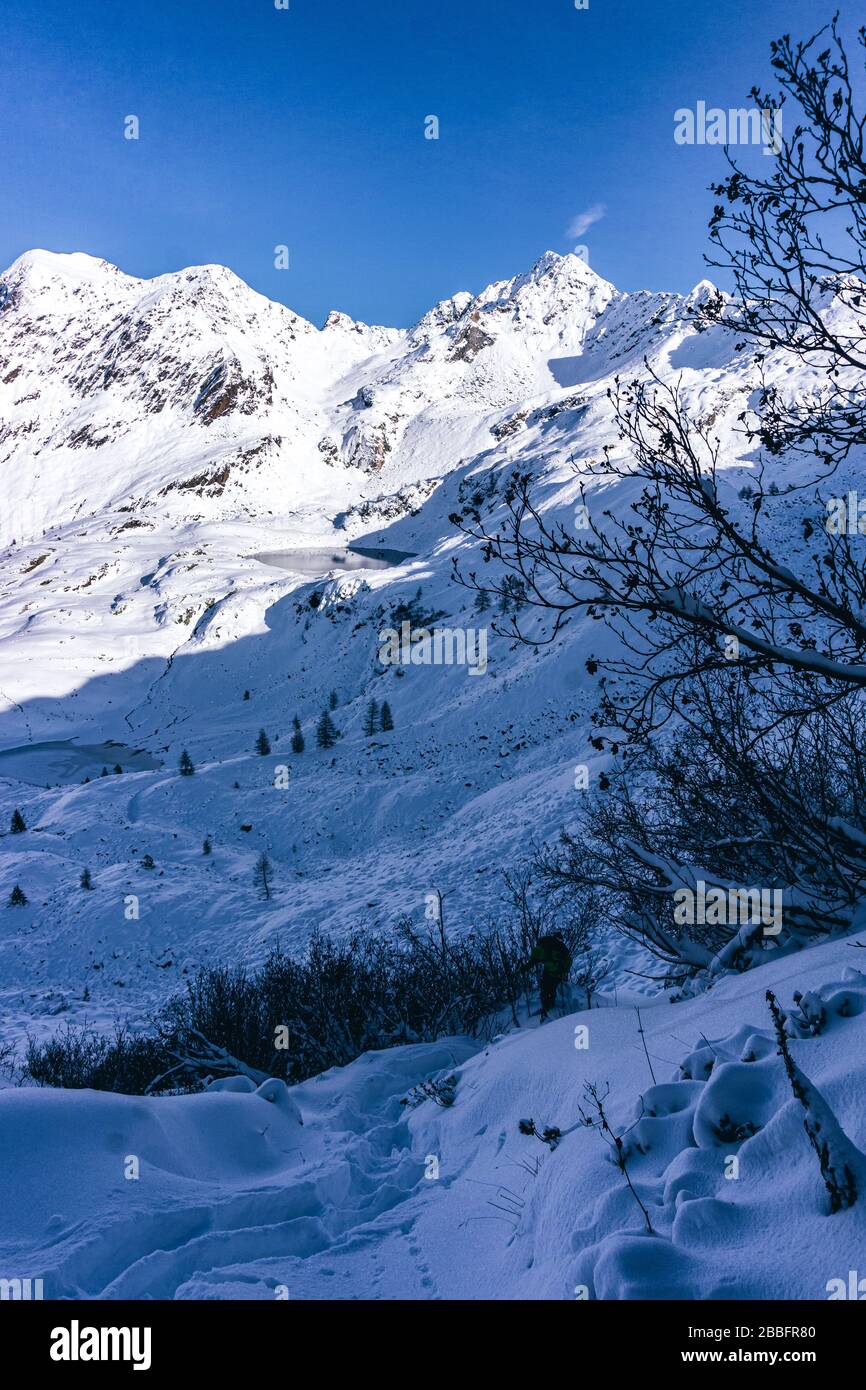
[451,18,866,747]
[254,852,272,900]
[703,15,866,473]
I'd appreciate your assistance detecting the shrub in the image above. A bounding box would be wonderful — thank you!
[23,1025,183,1095]
[26,899,589,1094]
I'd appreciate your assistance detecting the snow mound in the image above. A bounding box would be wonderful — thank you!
[1,941,864,1299]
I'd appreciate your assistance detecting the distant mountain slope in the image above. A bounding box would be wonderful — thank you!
[0,248,742,546]
[0,247,845,1038]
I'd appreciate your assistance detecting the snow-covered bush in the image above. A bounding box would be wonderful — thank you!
[25,906,588,1094]
[535,684,866,984]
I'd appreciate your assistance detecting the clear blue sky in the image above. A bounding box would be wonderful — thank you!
[0,0,836,326]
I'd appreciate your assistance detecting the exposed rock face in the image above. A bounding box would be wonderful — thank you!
[448,319,496,363]
[0,246,747,543]
[491,410,528,440]
[341,419,393,472]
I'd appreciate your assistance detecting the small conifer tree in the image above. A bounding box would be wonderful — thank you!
[316,710,339,748]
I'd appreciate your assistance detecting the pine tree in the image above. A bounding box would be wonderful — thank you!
[243,689,251,701]
[179,750,195,776]
[498,575,528,616]
[8,884,27,907]
[10,808,26,834]
[202,836,212,855]
[113,764,123,774]
[363,699,379,737]
[255,729,271,756]
[80,867,94,890]
[329,689,339,710]
[473,589,491,615]
[316,710,339,748]
[141,853,155,870]
[291,728,305,754]
[254,852,272,900]
[380,701,394,732]
[100,767,109,778]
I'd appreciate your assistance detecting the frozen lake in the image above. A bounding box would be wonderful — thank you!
[252,545,415,576]
[0,739,163,786]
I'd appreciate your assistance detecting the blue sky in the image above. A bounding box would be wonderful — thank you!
[0,0,834,326]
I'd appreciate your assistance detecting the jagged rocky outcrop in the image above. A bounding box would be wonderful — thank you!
[0,247,741,544]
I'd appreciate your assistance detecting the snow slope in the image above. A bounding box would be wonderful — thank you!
[2,248,865,1303]
[0,246,855,1042]
[1,938,863,1300]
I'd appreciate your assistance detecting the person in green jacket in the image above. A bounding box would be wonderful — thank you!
[527,934,573,1021]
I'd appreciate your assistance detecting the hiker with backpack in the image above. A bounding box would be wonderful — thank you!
[526,934,573,1021]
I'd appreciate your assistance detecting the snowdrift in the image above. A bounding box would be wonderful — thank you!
[1,938,864,1300]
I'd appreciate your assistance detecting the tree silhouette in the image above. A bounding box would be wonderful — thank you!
[254,852,272,900]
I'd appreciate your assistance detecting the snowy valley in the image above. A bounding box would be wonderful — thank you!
[1,245,865,1304]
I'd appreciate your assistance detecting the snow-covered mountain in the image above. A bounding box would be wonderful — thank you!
[0,246,765,1038]
[2,248,866,1307]
[0,247,725,545]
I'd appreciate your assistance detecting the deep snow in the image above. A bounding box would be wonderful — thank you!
[1,940,864,1300]
[1,247,864,1301]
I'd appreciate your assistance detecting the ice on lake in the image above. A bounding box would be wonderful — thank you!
[252,545,415,576]
[0,739,163,786]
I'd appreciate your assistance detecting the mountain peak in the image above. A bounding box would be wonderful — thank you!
[2,248,134,291]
